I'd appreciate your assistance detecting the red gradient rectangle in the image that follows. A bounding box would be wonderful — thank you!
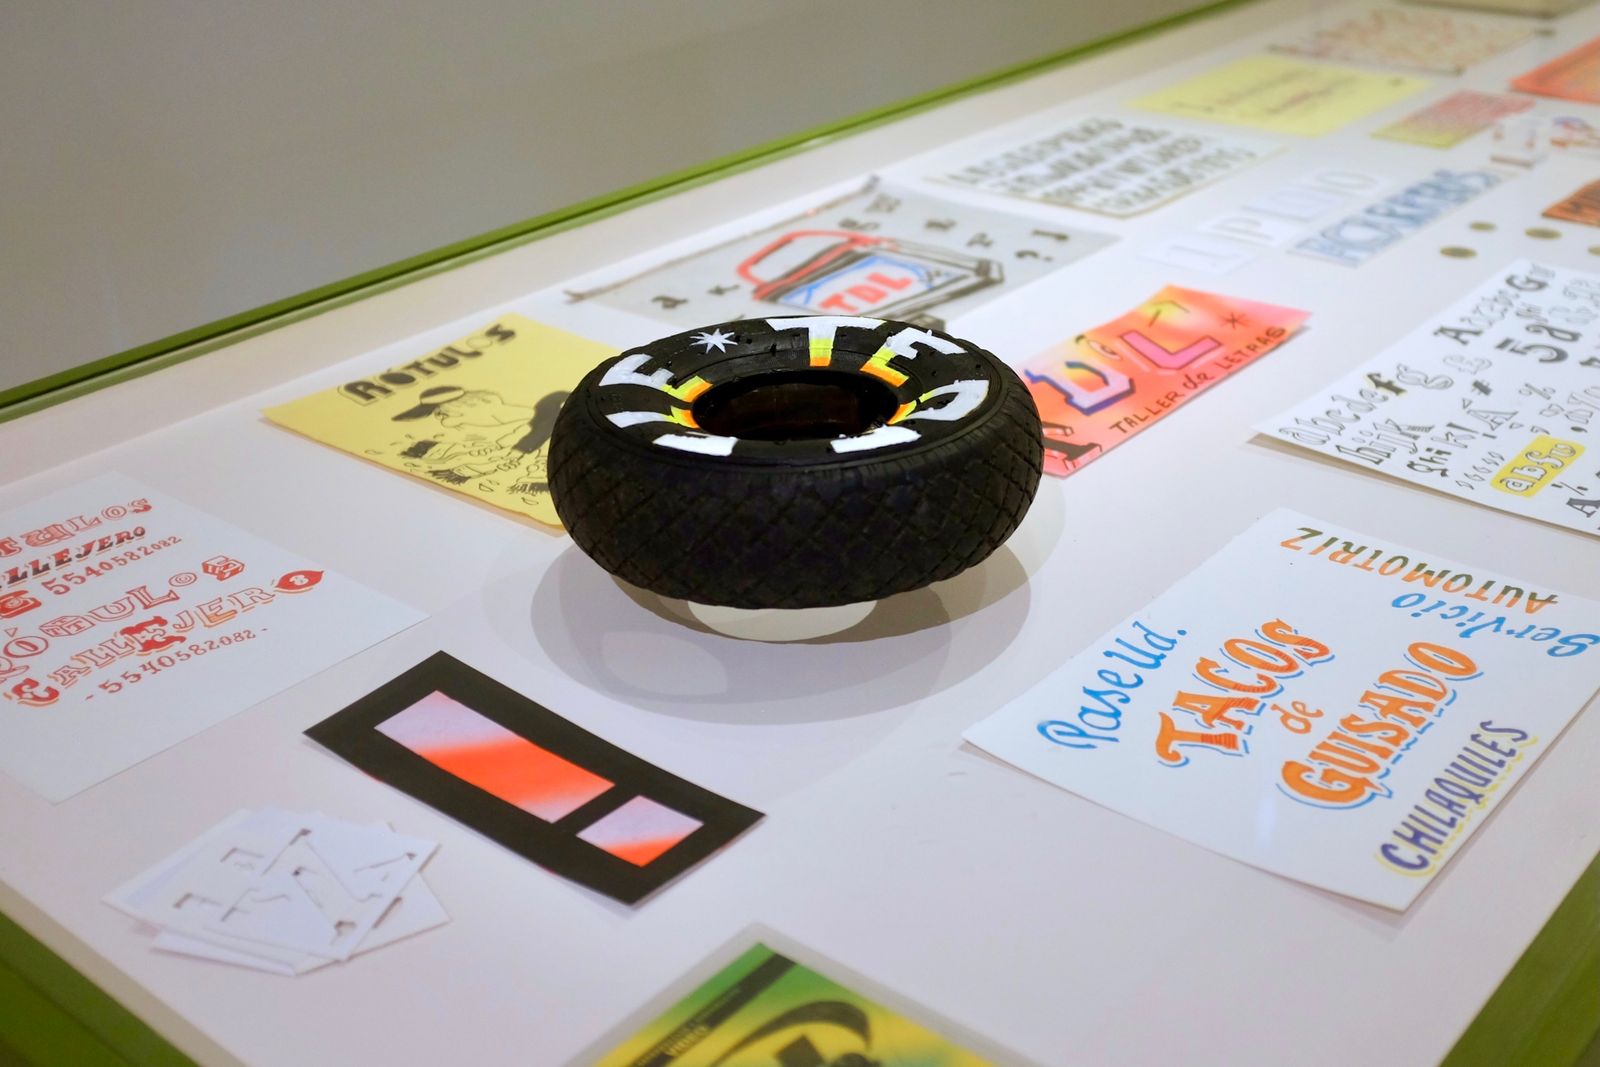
[376,690,612,821]
[576,796,703,866]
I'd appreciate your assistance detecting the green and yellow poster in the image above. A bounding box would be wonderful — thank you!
[594,943,995,1066]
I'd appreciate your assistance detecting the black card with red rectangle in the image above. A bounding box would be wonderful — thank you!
[306,652,762,904]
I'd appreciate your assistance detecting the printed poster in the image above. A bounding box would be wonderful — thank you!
[1022,286,1308,477]
[964,510,1600,910]
[1545,180,1600,227]
[933,115,1273,217]
[1492,112,1600,166]
[0,474,423,801]
[565,179,1115,332]
[591,942,1000,1066]
[1373,90,1533,148]
[1542,114,1600,155]
[1131,56,1428,138]
[1293,167,1510,266]
[306,652,762,904]
[265,315,614,528]
[1512,36,1600,103]
[1273,8,1534,75]
[1261,260,1600,538]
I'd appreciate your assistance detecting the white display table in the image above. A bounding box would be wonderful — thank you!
[2,1,1598,1063]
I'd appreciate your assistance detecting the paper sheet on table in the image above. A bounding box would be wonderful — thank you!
[1132,56,1427,137]
[1545,181,1600,227]
[151,855,449,975]
[931,115,1274,218]
[562,178,1115,334]
[1373,90,1532,148]
[1289,166,1511,267]
[1259,259,1600,538]
[107,809,445,975]
[1513,36,1600,103]
[0,475,424,801]
[1021,286,1307,477]
[591,941,999,1066]
[150,875,448,975]
[1491,112,1600,167]
[964,510,1600,910]
[265,314,614,528]
[1272,8,1534,75]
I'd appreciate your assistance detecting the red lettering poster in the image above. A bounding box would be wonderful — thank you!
[0,474,423,800]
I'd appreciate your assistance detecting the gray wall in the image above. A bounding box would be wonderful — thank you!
[0,0,1199,394]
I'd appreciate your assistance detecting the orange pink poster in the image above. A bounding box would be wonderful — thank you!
[1021,286,1308,477]
[1512,37,1600,104]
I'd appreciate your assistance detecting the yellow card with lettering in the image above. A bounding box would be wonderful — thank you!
[265,314,613,528]
[1132,56,1427,137]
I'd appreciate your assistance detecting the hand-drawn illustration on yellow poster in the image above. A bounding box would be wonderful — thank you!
[1132,56,1427,137]
[264,314,613,527]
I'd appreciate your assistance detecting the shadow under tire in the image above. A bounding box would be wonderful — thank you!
[548,316,1043,609]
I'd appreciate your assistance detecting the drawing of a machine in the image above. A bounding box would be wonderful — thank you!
[737,229,1002,331]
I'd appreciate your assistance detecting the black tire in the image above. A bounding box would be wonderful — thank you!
[548,316,1043,609]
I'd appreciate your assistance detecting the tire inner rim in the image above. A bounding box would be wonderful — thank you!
[691,370,900,442]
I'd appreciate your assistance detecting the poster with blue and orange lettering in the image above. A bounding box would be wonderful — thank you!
[964,510,1600,909]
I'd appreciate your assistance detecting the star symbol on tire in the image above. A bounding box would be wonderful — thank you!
[691,328,736,352]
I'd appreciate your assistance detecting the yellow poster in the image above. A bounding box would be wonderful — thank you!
[1132,56,1427,137]
[264,314,613,527]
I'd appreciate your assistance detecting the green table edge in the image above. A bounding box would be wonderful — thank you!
[0,0,1595,1062]
[0,908,192,1067]
[1441,848,1600,1067]
[2,857,1595,1066]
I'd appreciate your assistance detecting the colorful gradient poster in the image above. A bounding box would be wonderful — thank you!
[306,652,761,904]
[265,315,614,528]
[592,943,1000,1066]
[1022,286,1307,477]
[1544,180,1600,227]
[1373,90,1533,148]
[1513,36,1600,103]
[964,511,1600,910]
[1132,56,1427,137]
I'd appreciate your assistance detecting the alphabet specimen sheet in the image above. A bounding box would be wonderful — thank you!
[0,474,423,801]
[930,115,1273,218]
[1261,260,1600,537]
[964,511,1600,910]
